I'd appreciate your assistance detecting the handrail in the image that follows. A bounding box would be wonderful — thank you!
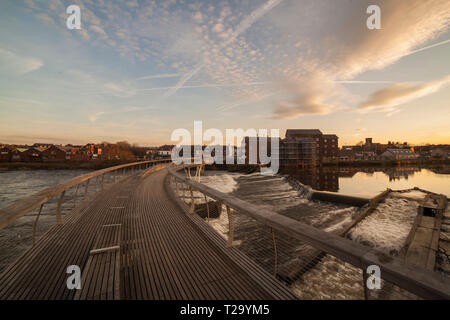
[167,165,450,300]
[0,159,171,230]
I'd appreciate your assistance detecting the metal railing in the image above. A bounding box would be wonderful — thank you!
[0,159,171,243]
[167,165,450,300]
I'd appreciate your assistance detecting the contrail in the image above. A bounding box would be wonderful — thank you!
[225,0,283,46]
[165,0,284,98]
[139,81,268,92]
[163,64,204,97]
[389,39,450,62]
[135,73,181,81]
[334,80,394,84]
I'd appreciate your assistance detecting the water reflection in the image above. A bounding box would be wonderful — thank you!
[283,165,450,197]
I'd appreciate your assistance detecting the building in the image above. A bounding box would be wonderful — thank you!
[65,146,91,161]
[24,147,43,161]
[279,138,317,167]
[0,146,11,162]
[323,134,339,161]
[10,148,30,162]
[41,145,66,162]
[380,149,419,160]
[430,147,450,160]
[338,149,356,162]
[243,137,277,165]
[285,129,338,162]
[33,143,54,150]
[360,138,390,155]
[157,145,174,157]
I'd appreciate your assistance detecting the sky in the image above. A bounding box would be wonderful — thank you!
[0,0,449,147]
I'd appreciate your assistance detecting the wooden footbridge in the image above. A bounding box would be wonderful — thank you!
[0,161,449,300]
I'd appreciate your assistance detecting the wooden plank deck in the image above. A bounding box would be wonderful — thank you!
[0,169,296,300]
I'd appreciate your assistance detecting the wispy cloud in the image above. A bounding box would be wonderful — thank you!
[0,48,43,75]
[139,81,268,92]
[359,75,450,111]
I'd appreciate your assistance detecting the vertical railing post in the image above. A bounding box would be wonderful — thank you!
[217,202,222,215]
[95,175,99,193]
[189,186,195,214]
[271,227,278,275]
[32,203,44,245]
[363,268,369,300]
[85,179,90,198]
[56,190,65,224]
[73,183,80,206]
[175,178,179,198]
[204,193,210,223]
[101,173,105,191]
[226,206,234,248]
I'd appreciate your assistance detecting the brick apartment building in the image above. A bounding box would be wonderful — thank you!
[279,138,316,167]
[243,129,338,168]
[285,129,338,163]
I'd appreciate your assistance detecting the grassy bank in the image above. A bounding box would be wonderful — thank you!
[0,161,132,171]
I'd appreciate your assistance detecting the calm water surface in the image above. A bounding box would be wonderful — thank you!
[286,166,450,197]
[0,169,93,209]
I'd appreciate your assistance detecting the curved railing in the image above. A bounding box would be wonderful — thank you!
[167,165,450,300]
[0,159,171,232]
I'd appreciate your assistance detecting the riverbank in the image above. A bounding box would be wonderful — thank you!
[326,159,450,167]
[0,161,130,171]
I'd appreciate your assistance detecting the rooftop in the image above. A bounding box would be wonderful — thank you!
[286,129,323,136]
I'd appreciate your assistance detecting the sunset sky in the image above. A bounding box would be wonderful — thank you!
[0,0,449,146]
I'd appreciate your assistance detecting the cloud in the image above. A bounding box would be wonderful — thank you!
[165,0,284,98]
[267,0,450,119]
[89,112,105,122]
[16,0,450,124]
[89,25,108,38]
[35,13,55,25]
[359,76,450,111]
[273,78,333,119]
[0,48,43,75]
[212,24,225,33]
[274,99,331,119]
[193,12,203,23]
[103,82,136,98]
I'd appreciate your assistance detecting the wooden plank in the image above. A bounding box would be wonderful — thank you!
[75,224,121,300]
